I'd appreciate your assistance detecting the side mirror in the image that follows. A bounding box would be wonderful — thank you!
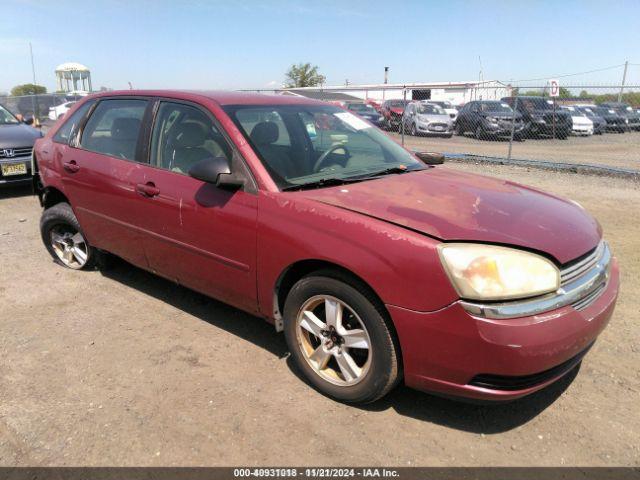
[188,157,244,189]
[415,152,445,165]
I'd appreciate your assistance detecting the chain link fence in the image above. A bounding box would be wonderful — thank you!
[0,93,85,123]
[242,83,640,173]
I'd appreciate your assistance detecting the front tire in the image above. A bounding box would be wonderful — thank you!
[283,273,400,403]
[40,202,96,270]
[409,123,417,136]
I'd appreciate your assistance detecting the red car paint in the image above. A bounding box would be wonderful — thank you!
[34,90,619,401]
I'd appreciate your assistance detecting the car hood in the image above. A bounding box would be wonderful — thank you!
[300,168,600,264]
[0,124,41,148]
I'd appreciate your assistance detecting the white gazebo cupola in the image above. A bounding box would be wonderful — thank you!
[55,62,92,93]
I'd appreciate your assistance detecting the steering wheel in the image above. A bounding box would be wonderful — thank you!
[313,143,350,172]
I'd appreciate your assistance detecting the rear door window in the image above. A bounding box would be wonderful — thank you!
[80,99,147,161]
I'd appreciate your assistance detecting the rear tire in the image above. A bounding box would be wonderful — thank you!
[283,272,400,403]
[40,202,97,270]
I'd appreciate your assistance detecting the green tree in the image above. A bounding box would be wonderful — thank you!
[285,63,326,88]
[11,83,47,96]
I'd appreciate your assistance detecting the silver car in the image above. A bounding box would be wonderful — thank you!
[402,102,453,137]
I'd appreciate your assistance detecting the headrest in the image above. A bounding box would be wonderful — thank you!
[174,123,207,148]
[250,121,279,145]
[111,118,141,140]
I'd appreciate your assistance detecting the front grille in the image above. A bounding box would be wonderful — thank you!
[428,122,448,130]
[0,146,33,158]
[468,342,593,391]
[560,242,605,285]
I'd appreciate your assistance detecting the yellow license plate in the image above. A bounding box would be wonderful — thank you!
[1,163,27,176]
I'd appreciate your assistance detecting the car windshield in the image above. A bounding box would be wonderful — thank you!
[225,104,424,190]
[348,104,376,113]
[479,102,512,113]
[0,105,20,125]
[417,104,446,115]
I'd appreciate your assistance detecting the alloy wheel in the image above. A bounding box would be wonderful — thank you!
[50,225,89,269]
[295,295,372,386]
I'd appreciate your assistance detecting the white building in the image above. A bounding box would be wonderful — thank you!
[279,81,512,106]
[55,62,92,93]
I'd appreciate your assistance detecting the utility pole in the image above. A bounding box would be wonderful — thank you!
[618,60,628,102]
[29,42,39,124]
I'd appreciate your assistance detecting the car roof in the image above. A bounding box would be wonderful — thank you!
[86,89,327,106]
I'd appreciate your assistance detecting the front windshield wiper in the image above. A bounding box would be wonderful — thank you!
[356,165,425,179]
[281,177,365,191]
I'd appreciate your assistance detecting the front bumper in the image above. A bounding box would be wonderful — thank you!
[416,121,453,135]
[0,157,32,185]
[389,257,619,401]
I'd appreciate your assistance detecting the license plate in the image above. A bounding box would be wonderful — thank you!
[434,126,444,131]
[1,162,27,176]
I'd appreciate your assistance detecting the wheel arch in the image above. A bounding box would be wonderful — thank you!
[42,186,70,209]
[273,259,389,332]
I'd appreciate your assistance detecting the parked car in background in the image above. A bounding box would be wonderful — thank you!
[402,101,453,137]
[49,101,77,121]
[600,102,640,130]
[345,102,385,127]
[424,100,459,122]
[0,104,42,185]
[33,90,618,404]
[578,105,628,133]
[380,99,409,131]
[502,96,572,139]
[574,106,606,135]
[561,106,594,136]
[456,100,525,140]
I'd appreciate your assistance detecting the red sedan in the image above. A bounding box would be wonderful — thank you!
[33,90,619,403]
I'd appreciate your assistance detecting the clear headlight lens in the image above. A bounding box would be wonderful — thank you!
[438,243,560,301]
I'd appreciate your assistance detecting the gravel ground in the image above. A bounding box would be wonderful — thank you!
[0,164,638,466]
[389,130,640,171]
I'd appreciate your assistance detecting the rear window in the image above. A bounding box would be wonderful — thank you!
[80,99,147,161]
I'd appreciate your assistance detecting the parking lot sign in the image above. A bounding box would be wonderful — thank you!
[549,78,560,97]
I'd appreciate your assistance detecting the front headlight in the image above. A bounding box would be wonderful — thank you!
[438,243,560,301]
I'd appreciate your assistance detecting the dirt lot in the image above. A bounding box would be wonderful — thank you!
[390,131,640,171]
[0,164,639,466]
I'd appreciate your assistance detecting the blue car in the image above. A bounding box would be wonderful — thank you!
[345,102,385,128]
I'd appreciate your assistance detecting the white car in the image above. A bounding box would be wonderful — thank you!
[48,102,76,121]
[563,106,593,136]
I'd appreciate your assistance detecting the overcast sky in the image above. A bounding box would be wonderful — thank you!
[1,0,639,93]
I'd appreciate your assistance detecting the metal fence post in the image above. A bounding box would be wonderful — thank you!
[507,92,519,161]
[401,87,406,146]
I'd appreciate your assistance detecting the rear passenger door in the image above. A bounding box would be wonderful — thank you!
[65,98,151,267]
[133,100,259,313]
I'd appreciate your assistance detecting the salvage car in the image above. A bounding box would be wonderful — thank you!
[561,106,594,136]
[0,104,42,185]
[502,96,572,139]
[574,106,606,135]
[380,99,409,131]
[345,102,385,127]
[424,100,459,122]
[33,91,619,404]
[577,105,628,133]
[599,102,640,131]
[456,100,525,140]
[402,101,453,137]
